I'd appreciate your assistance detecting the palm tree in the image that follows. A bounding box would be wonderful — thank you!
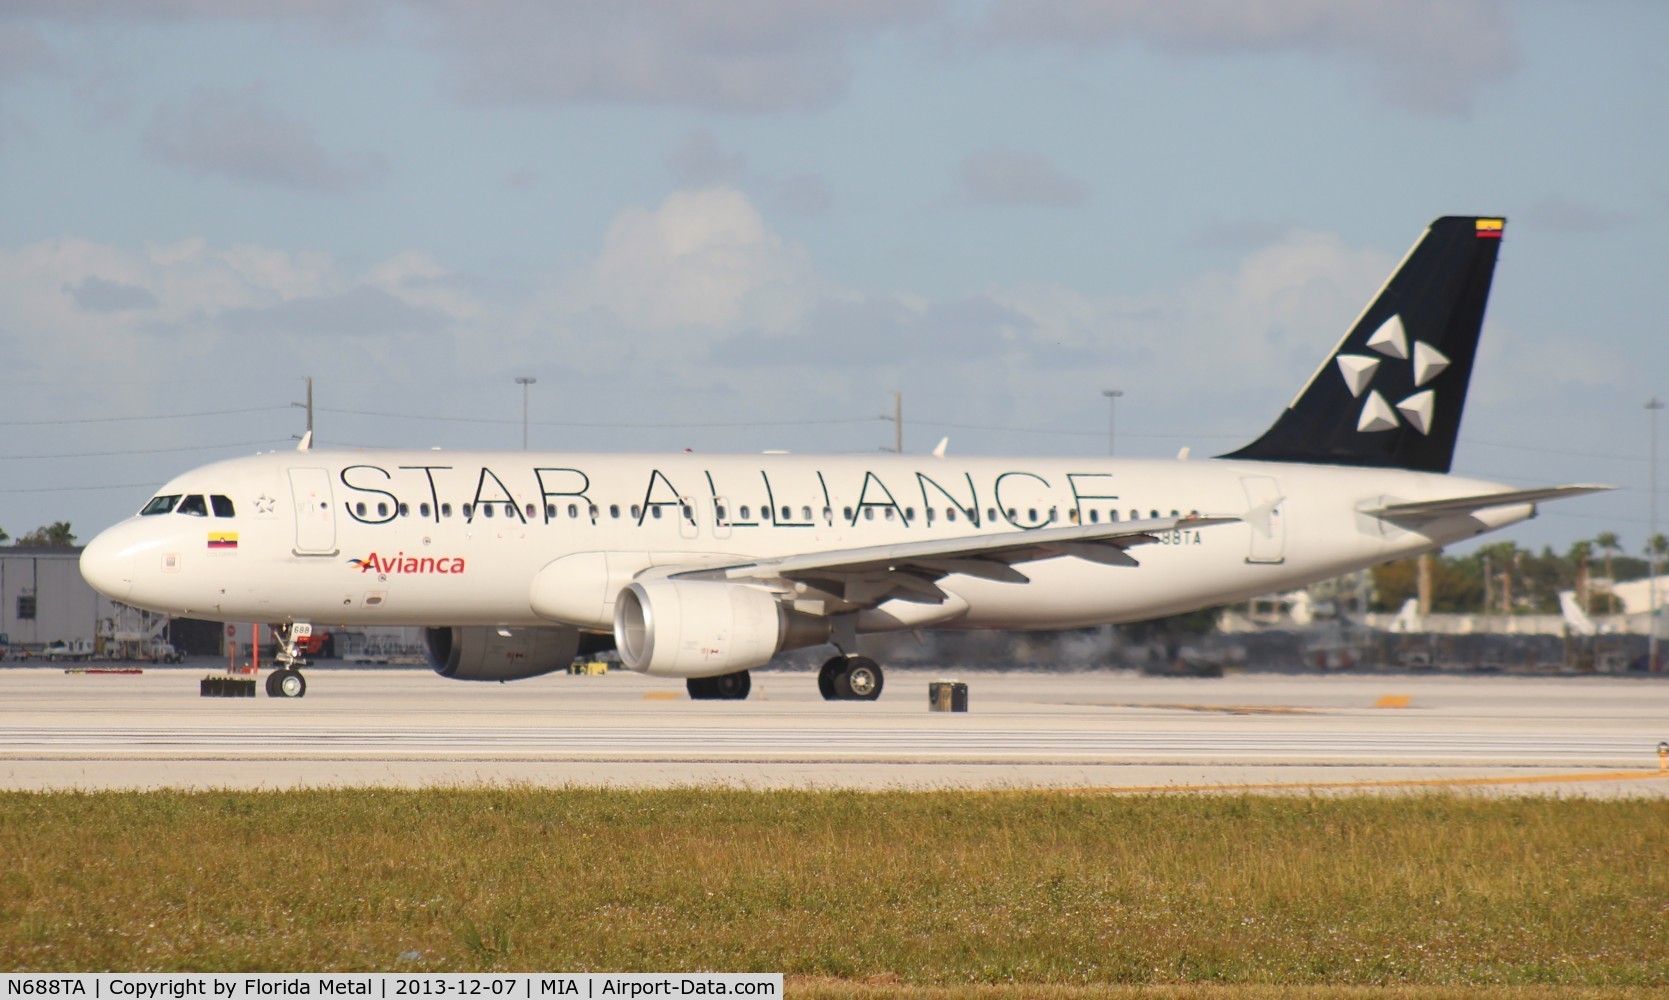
[1568,540,1594,612]
[1595,532,1622,614]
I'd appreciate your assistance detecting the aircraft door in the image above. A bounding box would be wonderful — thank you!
[1239,475,1286,564]
[678,496,699,540]
[710,496,732,540]
[289,468,338,555]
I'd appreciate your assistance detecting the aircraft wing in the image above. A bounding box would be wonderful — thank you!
[672,514,1237,607]
[1365,484,1610,521]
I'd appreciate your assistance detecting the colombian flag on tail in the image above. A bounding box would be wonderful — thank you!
[1475,218,1504,239]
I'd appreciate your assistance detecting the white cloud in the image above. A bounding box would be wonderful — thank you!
[562,187,823,336]
[984,0,1517,114]
[143,85,389,193]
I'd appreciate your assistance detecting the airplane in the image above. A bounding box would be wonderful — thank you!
[79,216,1604,700]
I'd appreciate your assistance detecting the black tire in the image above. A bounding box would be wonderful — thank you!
[712,670,750,700]
[688,671,752,700]
[273,668,307,699]
[837,656,883,701]
[817,656,844,700]
[264,671,282,697]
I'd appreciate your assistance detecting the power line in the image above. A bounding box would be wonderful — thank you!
[0,406,290,427]
[0,439,290,461]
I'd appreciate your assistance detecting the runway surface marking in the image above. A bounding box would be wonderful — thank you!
[1037,770,1669,795]
[0,727,1651,764]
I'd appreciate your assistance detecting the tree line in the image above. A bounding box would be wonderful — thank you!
[1371,533,1669,615]
[0,522,77,547]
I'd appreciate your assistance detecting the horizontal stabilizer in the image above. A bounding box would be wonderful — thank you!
[1366,484,1610,521]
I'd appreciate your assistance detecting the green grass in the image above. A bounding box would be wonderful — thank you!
[0,789,1663,994]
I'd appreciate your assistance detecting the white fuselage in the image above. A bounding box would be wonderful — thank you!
[80,448,1530,633]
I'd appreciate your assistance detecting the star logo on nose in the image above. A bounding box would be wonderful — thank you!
[1335,315,1449,435]
[254,494,276,514]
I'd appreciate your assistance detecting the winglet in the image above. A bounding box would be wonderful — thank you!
[296,430,313,452]
[932,437,949,459]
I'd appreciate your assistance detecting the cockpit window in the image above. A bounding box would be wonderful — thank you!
[210,495,235,518]
[177,494,209,517]
[140,495,181,516]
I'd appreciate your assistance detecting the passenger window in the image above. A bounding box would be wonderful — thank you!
[610,505,620,519]
[740,505,751,519]
[988,508,998,523]
[651,506,663,520]
[420,503,432,518]
[1027,508,1037,522]
[926,509,935,525]
[1089,509,1099,524]
[398,503,409,517]
[1150,510,1160,519]
[588,504,598,519]
[1110,510,1119,522]
[177,495,208,517]
[568,504,578,518]
[885,508,895,521]
[1170,509,1179,518]
[842,507,853,521]
[822,507,833,523]
[681,505,693,521]
[947,507,957,522]
[763,507,773,521]
[801,506,812,521]
[905,507,915,521]
[483,504,495,518]
[1006,508,1017,522]
[716,505,728,521]
[1070,509,1079,524]
[377,502,389,518]
[141,495,181,516]
[210,495,235,517]
[441,503,452,518]
[630,505,641,519]
[546,504,556,519]
[463,504,473,519]
[864,508,874,521]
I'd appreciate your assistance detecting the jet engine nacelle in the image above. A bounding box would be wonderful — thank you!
[613,579,826,678]
[425,626,583,681]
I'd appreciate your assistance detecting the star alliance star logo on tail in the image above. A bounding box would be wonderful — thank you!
[1335,314,1449,436]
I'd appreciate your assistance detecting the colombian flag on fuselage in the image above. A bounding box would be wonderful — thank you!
[207,532,238,549]
[1475,218,1504,239]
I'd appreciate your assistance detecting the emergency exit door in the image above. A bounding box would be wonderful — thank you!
[1239,475,1285,564]
[289,468,337,555]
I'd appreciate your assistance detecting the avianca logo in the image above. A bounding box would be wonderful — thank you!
[348,552,467,574]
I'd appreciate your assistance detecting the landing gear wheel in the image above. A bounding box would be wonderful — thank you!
[270,668,306,699]
[686,670,751,701]
[817,656,844,701]
[837,656,883,701]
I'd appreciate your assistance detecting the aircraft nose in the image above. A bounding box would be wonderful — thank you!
[80,523,137,601]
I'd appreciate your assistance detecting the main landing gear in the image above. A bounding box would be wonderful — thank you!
[818,655,883,701]
[687,670,751,700]
[265,622,311,699]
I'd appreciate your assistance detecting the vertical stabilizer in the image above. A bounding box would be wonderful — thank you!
[1221,216,1504,473]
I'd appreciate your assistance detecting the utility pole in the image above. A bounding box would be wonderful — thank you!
[516,376,537,451]
[1102,389,1123,456]
[291,376,314,445]
[880,391,903,453]
[1649,398,1664,671]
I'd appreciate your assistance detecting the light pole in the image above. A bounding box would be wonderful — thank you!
[1649,398,1663,671]
[516,376,537,450]
[1102,389,1123,456]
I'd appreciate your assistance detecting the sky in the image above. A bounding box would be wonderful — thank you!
[0,0,1665,557]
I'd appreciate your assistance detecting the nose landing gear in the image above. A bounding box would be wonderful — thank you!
[265,622,312,699]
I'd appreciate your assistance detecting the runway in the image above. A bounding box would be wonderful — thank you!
[2,666,1666,795]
